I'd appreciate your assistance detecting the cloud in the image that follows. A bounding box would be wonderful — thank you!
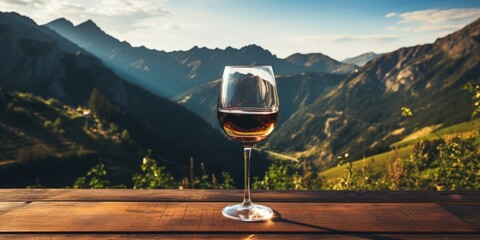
[2,0,44,6]
[385,12,398,18]
[48,1,89,17]
[386,8,480,33]
[414,24,464,33]
[86,0,172,17]
[398,8,480,24]
[0,0,178,35]
[131,16,196,33]
[0,0,172,22]
[301,34,398,43]
[385,24,462,33]
[37,0,171,18]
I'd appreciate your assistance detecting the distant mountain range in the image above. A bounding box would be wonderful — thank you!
[178,17,480,170]
[1,10,478,182]
[269,17,480,168]
[0,12,270,186]
[285,53,356,74]
[175,72,346,130]
[45,18,357,98]
[47,14,479,171]
[342,52,379,67]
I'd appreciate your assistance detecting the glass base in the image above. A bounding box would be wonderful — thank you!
[222,203,273,222]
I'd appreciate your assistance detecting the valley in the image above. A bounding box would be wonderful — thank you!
[0,11,478,189]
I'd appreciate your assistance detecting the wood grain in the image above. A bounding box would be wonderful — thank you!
[0,202,26,215]
[0,202,476,233]
[0,189,479,203]
[439,203,480,231]
[1,234,480,239]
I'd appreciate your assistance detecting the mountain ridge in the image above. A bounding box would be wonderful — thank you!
[285,52,356,74]
[342,52,379,67]
[0,11,269,185]
[268,17,480,169]
[46,18,356,98]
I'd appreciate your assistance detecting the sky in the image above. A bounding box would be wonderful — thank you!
[1,0,479,60]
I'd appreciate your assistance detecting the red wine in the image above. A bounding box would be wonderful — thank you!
[217,108,278,145]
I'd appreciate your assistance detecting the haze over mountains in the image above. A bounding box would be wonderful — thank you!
[175,72,346,129]
[342,52,379,67]
[46,18,358,98]
[0,12,270,186]
[176,17,480,169]
[0,11,478,187]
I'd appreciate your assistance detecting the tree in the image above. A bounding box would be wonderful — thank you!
[121,129,130,142]
[88,88,117,120]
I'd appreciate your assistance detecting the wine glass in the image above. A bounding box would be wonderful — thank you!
[217,65,279,221]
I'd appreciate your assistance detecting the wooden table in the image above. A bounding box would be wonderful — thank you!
[0,189,479,239]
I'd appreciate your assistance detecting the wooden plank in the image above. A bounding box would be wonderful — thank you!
[439,203,480,231]
[0,189,479,203]
[0,202,26,215]
[0,234,480,240]
[0,202,476,233]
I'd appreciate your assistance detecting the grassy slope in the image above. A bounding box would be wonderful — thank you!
[0,89,271,188]
[0,90,147,187]
[0,91,97,186]
[261,149,300,162]
[319,118,480,179]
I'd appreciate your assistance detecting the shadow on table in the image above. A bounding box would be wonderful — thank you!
[271,210,400,240]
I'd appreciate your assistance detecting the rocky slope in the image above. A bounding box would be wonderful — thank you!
[285,52,357,74]
[342,52,379,67]
[268,18,480,169]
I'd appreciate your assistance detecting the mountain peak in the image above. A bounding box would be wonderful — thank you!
[46,17,74,28]
[77,19,100,30]
[286,52,330,60]
[342,52,379,67]
[240,44,273,57]
[0,11,38,27]
[433,17,480,58]
[241,44,265,51]
[285,52,356,74]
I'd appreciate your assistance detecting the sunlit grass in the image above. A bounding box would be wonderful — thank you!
[319,145,414,179]
[319,118,480,179]
[262,149,299,162]
[393,118,480,148]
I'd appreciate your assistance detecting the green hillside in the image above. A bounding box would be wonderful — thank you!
[268,18,480,170]
[0,12,272,188]
[0,88,132,187]
[0,88,272,188]
[319,118,480,179]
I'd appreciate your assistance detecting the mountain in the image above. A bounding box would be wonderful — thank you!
[268,18,480,169]
[46,18,356,98]
[175,72,345,130]
[285,53,357,74]
[0,12,81,55]
[0,87,140,187]
[0,12,270,186]
[46,18,188,98]
[167,44,308,87]
[342,52,379,67]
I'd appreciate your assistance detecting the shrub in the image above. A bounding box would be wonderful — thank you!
[132,152,177,189]
[72,163,111,189]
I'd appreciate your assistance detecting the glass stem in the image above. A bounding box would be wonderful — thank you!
[242,146,253,209]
